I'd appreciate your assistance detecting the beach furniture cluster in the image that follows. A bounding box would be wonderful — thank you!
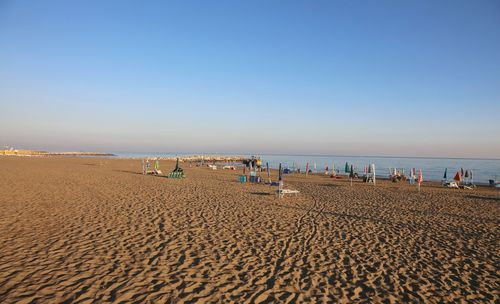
[442,167,476,189]
[236,157,264,183]
[141,158,185,178]
[139,155,496,194]
[237,160,300,198]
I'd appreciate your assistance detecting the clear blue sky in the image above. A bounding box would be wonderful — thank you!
[1,0,499,157]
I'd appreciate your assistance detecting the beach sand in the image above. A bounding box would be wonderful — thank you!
[0,157,498,303]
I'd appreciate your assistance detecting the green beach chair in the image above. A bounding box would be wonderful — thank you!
[167,172,185,178]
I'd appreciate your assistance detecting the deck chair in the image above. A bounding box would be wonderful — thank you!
[167,172,185,178]
[442,181,459,189]
[276,181,300,198]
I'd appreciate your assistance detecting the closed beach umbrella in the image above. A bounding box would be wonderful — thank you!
[266,162,270,181]
[443,168,447,179]
[465,170,469,178]
[305,163,309,174]
[454,171,461,182]
[371,164,376,185]
[278,163,283,181]
[417,169,423,192]
[460,167,464,177]
[345,162,349,173]
[349,164,354,178]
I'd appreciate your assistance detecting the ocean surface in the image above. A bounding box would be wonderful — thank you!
[114,153,500,184]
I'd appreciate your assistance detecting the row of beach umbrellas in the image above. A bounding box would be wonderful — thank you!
[443,167,474,182]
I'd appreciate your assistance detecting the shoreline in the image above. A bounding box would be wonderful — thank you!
[1,154,497,186]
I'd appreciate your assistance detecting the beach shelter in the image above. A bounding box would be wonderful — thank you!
[345,162,349,173]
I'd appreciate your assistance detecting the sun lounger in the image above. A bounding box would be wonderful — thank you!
[442,181,459,188]
[276,181,299,198]
[167,172,185,178]
[276,188,300,198]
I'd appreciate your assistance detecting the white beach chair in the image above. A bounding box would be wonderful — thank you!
[276,182,300,198]
[442,181,459,189]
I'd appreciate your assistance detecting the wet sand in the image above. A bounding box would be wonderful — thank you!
[0,157,498,303]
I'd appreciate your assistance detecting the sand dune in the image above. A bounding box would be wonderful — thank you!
[0,157,498,303]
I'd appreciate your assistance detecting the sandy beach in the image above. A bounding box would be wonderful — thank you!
[0,156,498,303]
